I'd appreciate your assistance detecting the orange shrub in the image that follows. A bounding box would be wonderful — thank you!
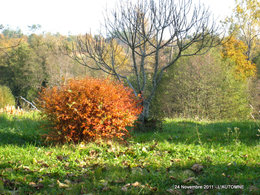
[37,77,142,143]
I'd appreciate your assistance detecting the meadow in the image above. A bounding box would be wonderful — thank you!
[0,112,259,194]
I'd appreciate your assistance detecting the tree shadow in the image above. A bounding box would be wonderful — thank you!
[132,120,260,146]
[1,114,259,147]
[0,114,44,146]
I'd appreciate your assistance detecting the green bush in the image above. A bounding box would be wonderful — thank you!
[152,48,252,120]
[0,85,15,108]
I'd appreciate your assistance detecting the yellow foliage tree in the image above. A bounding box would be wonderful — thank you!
[222,36,256,79]
[225,0,260,60]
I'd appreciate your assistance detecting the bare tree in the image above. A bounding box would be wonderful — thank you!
[69,0,223,125]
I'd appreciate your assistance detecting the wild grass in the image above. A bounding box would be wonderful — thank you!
[0,113,259,194]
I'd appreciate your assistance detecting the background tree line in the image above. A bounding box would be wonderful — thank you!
[0,0,259,121]
[0,28,98,103]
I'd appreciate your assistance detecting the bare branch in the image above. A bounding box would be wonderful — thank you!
[69,0,224,121]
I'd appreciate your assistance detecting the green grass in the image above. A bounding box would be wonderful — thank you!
[0,113,259,194]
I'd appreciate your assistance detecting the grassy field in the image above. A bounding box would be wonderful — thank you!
[0,112,259,194]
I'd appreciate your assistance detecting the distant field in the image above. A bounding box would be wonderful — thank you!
[0,112,259,194]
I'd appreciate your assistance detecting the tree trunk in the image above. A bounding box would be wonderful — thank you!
[139,99,150,122]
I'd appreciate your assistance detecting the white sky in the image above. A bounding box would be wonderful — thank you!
[0,0,235,35]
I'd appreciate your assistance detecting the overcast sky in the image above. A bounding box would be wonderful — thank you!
[0,0,235,35]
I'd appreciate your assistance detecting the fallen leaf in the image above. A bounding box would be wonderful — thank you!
[80,186,88,194]
[102,186,110,191]
[186,189,194,194]
[113,179,125,184]
[45,151,53,156]
[57,180,69,188]
[67,173,75,177]
[149,141,158,151]
[78,143,87,149]
[166,189,182,195]
[40,162,49,168]
[99,179,108,186]
[142,147,148,152]
[132,181,141,187]
[191,164,203,173]
[121,186,127,192]
[35,183,44,190]
[170,176,177,180]
[145,184,157,191]
[78,161,86,168]
[249,185,258,192]
[171,159,181,163]
[183,177,195,184]
[64,179,71,184]
[122,161,130,167]
[121,183,131,192]
[56,155,63,161]
[38,178,43,183]
[168,136,173,141]
[89,150,98,157]
[64,162,70,168]
[205,156,212,162]
[29,182,36,187]
[4,168,13,172]
[56,155,69,161]
[48,183,55,188]
[22,165,30,169]
[29,182,44,190]
[32,158,38,164]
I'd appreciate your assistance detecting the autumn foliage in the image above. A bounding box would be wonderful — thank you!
[37,77,142,143]
[222,36,256,79]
